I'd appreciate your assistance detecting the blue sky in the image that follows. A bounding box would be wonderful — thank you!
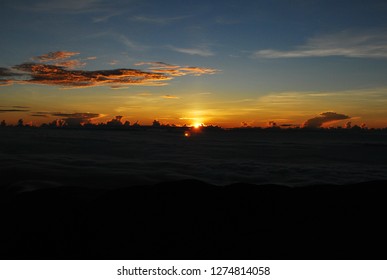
[1,0,387,127]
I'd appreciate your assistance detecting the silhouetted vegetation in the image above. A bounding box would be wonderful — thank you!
[1,116,387,133]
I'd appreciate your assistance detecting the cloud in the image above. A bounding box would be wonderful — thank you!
[51,112,100,118]
[12,63,171,88]
[1,52,218,88]
[177,67,218,76]
[118,35,149,51]
[108,60,120,66]
[135,61,219,76]
[0,109,29,113]
[92,11,122,23]
[161,95,180,99]
[33,51,86,69]
[169,46,214,57]
[303,112,350,128]
[50,112,101,126]
[254,31,387,59]
[0,67,21,86]
[34,51,80,62]
[54,60,86,69]
[134,62,180,69]
[0,80,13,86]
[30,114,49,118]
[131,15,191,24]
[12,106,30,109]
[0,67,18,76]
[25,0,103,13]
[280,124,298,128]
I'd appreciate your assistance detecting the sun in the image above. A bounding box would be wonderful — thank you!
[193,123,202,129]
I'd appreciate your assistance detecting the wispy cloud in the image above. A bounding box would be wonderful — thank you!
[131,15,191,25]
[169,46,214,57]
[33,51,86,69]
[118,35,149,52]
[161,95,180,99]
[54,60,86,69]
[254,31,387,59]
[24,0,104,14]
[135,61,219,76]
[11,106,30,109]
[0,52,219,89]
[34,51,80,62]
[0,106,30,113]
[92,11,122,23]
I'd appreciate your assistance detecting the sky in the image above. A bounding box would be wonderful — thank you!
[1,0,387,128]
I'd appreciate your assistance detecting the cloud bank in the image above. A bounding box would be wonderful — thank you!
[52,112,100,125]
[303,112,350,128]
[0,52,218,88]
[254,31,387,59]
[30,112,101,125]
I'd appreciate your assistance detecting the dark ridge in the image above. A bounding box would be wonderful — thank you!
[1,180,387,260]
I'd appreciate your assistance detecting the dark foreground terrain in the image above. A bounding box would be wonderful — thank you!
[1,179,387,260]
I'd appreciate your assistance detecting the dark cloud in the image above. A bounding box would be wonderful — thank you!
[12,106,30,109]
[30,114,49,118]
[51,112,100,118]
[267,121,277,127]
[0,109,29,113]
[51,112,101,126]
[0,67,22,86]
[303,112,350,128]
[0,67,18,76]
[280,124,296,127]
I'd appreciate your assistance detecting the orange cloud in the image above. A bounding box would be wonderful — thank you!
[34,51,80,62]
[136,61,219,76]
[0,80,13,86]
[13,63,171,88]
[161,95,180,99]
[1,52,219,88]
[54,60,86,69]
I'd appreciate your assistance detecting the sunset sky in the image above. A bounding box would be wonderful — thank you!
[1,0,387,127]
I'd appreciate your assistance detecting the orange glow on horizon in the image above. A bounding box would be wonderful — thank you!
[192,123,202,129]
